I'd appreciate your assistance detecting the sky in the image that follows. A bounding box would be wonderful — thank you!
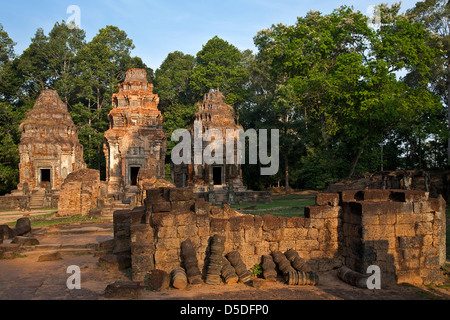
[0,0,420,71]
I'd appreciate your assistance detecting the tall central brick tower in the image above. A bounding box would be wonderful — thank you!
[104,68,166,194]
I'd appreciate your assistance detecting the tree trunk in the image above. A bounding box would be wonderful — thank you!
[348,135,369,178]
[285,154,290,195]
[447,55,450,167]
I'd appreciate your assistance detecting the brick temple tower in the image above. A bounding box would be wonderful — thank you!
[172,90,245,203]
[104,68,166,194]
[17,89,86,193]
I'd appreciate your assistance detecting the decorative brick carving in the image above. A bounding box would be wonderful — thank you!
[104,68,166,194]
[17,89,85,192]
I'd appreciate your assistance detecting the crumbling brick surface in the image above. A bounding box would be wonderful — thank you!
[112,188,446,286]
[172,91,245,193]
[17,90,86,192]
[340,189,446,286]
[104,68,166,194]
[57,168,101,216]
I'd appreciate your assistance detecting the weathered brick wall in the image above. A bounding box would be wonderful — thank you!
[114,187,342,282]
[113,187,446,285]
[0,194,28,210]
[340,189,446,285]
[57,169,100,216]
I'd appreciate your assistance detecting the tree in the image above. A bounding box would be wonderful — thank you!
[46,21,86,107]
[251,4,443,190]
[191,36,250,109]
[407,0,450,166]
[0,102,20,195]
[154,51,197,160]
[154,51,196,109]
[0,26,19,194]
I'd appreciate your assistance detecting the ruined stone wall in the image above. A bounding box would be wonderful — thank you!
[112,188,446,285]
[57,169,101,216]
[340,189,446,285]
[326,170,450,203]
[114,187,341,282]
[0,195,28,211]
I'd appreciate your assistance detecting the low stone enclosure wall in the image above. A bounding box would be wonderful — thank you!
[0,189,58,211]
[109,188,447,287]
[195,190,273,205]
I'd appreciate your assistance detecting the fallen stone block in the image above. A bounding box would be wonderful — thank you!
[38,251,62,262]
[0,225,15,240]
[11,236,40,246]
[0,243,21,257]
[145,269,170,291]
[390,190,429,203]
[14,217,31,236]
[152,201,172,213]
[98,253,131,271]
[169,188,194,202]
[194,199,210,215]
[1,251,15,259]
[88,209,102,218]
[340,190,360,202]
[104,281,143,299]
[337,266,370,289]
[316,193,340,206]
[171,200,194,212]
[251,278,268,289]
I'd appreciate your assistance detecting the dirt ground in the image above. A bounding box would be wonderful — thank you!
[0,215,449,301]
[1,252,449,301]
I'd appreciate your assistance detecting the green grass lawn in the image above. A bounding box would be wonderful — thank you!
[7,213,103,228]
[230,193,316,218]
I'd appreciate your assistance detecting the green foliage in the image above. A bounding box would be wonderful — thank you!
[162,104,197,155]
[154,51,195,108]
[246,4,446,190]
[250,264,263,277]
[0,3,448,196]
[190,36,250,107]
[0,102,20,195]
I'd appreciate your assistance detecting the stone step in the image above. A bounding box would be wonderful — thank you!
[44,227,112,235]
[20,242,99,253]
[19,248,96,256]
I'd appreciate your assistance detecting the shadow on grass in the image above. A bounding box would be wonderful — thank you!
[231,192,317,218]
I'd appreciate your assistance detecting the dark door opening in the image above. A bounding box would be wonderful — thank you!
[213,167,222,186]
[130,167,140,186]
[40,169,51,188]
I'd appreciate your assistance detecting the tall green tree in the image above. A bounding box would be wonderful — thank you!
[191,36,250,111]
[251,4,443,190]
[154,51,197,159]
[407,0,450,166]
[154,51,196,109]
[0,25,19,194]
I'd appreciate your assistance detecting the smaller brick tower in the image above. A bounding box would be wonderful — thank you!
[17,89,85,192]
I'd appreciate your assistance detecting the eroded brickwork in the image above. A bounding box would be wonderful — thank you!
[104,68,166,194]
[111,188,446,285]
[172,91,245,192]
[57,168,101,216]
[341,189,446,285]
[17,89,85,191]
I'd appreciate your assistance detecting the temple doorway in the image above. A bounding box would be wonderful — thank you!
[130,166,140,186]
[40,169,51,188]
[212,166,222,186]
